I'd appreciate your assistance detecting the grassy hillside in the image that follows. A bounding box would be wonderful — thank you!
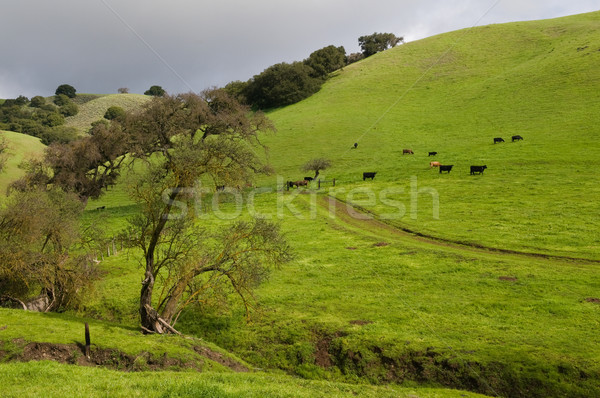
[261,11,600,260]
[65,93,150,133]
[0,130,45,195]
[2,11,600,398]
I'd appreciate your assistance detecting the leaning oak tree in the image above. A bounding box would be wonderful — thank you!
[122,90,291,334]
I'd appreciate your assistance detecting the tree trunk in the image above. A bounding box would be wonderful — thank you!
[159,276,191,325]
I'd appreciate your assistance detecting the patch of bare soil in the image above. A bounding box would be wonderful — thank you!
[193,346,248,372]
[3,339,246,372]
[498,276,518,282]
[346,246,357,250]
[584,297,600,304]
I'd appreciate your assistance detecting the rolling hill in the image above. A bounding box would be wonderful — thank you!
[262,10,600,260]
[0,130,45,194]
[1,10,600,398]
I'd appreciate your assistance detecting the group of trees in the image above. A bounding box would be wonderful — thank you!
[0,84,79,145]
[225,32,402,110]
[1,89,291,333]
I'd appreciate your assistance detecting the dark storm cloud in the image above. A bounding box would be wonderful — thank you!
[0,0,597,98]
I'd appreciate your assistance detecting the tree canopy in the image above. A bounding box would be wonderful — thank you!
[358,32,404,57]
[55,84,77,98]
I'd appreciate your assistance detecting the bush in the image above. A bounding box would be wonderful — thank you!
[59,101,79,117]
[304,45,347,78]
[55,84,77,98]
[104,106,126,121]
[144,85,166,96]
[30,96,46,108]
[53,94,70,106]
[246,62,322,109]
[40,126,79,145]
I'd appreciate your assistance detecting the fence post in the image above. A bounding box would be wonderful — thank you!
[333,178,336,187]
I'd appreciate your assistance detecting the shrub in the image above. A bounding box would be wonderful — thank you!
[59,101,79,117]
[30,96,46,108]
[55,84,77,98]
[104,106,126,121]
[144,85,166,96]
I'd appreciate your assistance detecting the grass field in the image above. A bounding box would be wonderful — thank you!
[1,10,600,398]
[65,93,150,133]
[0,130,45,194]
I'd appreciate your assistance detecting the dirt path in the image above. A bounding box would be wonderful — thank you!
[318,195,600,265]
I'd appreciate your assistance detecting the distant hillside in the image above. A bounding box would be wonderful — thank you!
[0,130,45,195]
[65,93,150,133]
[262,10,600,258]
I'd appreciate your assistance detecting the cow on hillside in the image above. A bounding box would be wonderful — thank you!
[403,149,414,155]
[511,135,523,142]
[430,161,440,168]
[439,165,453,173]
[493,137,505,144]
[428,151,437,156]
[470,165,487,175]
[363,172,377,181]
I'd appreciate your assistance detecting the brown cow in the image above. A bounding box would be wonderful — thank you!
[430,161,440,168]
[402,149,414,155]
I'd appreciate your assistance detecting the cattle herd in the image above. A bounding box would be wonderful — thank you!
[285,136,523,189]
[363,136,523,180]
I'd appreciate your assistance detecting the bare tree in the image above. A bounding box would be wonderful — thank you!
[302,157,332,180]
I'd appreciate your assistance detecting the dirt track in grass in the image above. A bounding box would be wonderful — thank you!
[318,195,600,265]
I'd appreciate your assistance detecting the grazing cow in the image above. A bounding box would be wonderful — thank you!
[493,137,505,144]
[353,142,358,149]
[402,149,414,155]
[304,177,314,181]
[470,165,487,175]
[363,172,377,181]
[512,135,523,142]
[439,165,453,173]
[96,206,106,210]
[428,151,437,156]
[430,161,441,168]
[291,180,308,188]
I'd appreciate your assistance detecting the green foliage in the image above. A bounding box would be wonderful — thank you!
[358,32,403,57]
[59,101,79,117]
[30,96,46,108]
[304,45,347,77]
[223,80,249,105]
[103,106,126,121]
[144,85,166,96]
[40,126,79,145]
[55,84,76,98]
[246,62,322,109]
[53,94,70,106]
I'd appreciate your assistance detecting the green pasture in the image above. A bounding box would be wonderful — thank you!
[0,361,485,398]
[260,11,600,260]
[65,93,150,133]
[0,130,45,195]
[0,10,599,398]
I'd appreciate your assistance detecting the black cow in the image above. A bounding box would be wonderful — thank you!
[304,177,314,181]
[470,165,487,175]
[352,142,358,149]
[363,172,377,181]
[428,151,437,156]
[439,165,453,173]
[512,135,523,142]
[493,137,505,144]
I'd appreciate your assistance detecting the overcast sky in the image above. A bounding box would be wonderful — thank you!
[0,0,597,98]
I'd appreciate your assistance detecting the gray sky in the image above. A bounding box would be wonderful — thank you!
[0,0,597,98]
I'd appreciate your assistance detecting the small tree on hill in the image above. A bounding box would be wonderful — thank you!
[118,87,129,94]
[302,157,331,180]
[55,84,77,98]
[104,106,126,121]
[358,33,404,57]
[144,85,166,97]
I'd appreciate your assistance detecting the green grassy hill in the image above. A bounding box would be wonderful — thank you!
[262,10,600,260]
[2,11,600,398]
[0,130,45,194]
[65,93,150,133]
